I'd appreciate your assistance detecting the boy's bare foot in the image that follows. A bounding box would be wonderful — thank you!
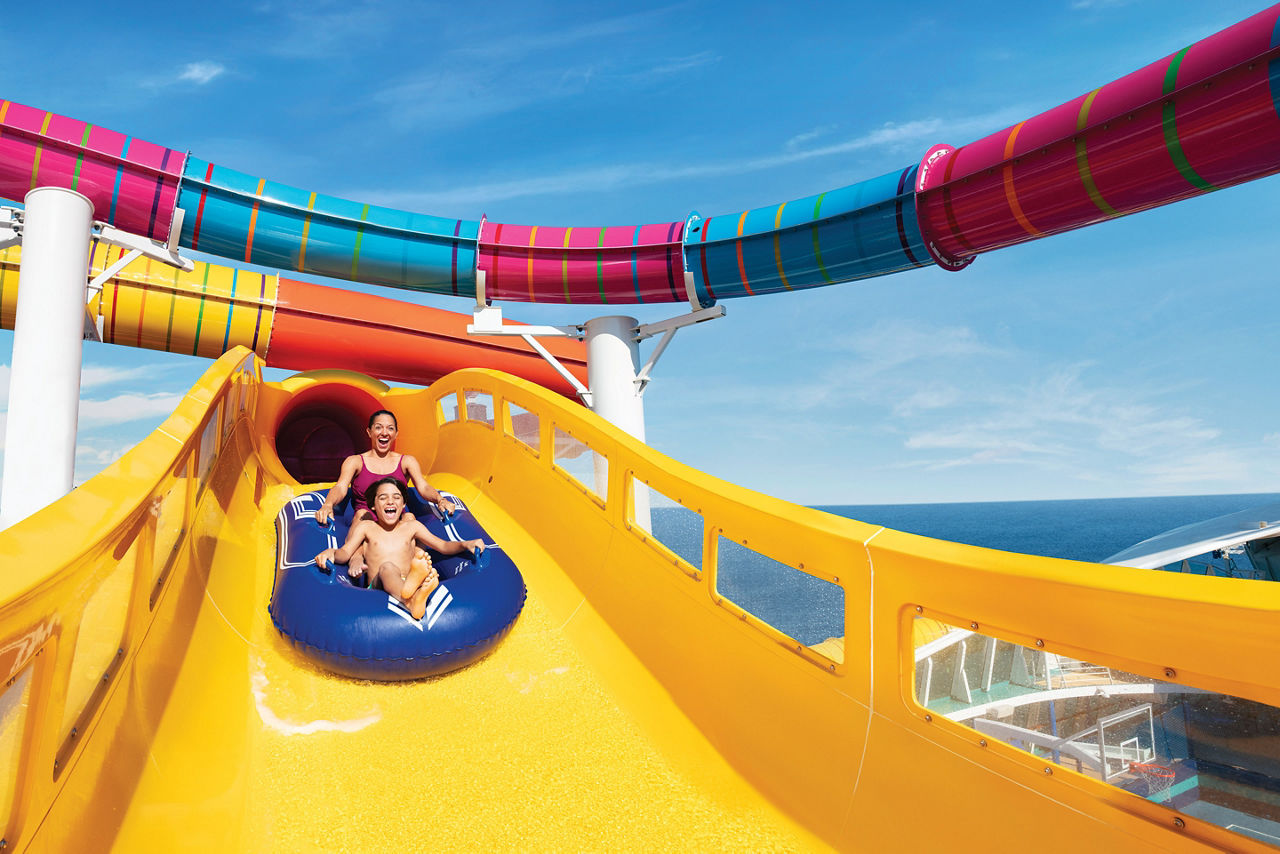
[400,549,435,599]
[408,579,436,621]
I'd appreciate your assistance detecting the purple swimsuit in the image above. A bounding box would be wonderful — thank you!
[351,454,407,511]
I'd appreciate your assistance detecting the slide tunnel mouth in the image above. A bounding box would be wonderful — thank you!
[274,383,382,485]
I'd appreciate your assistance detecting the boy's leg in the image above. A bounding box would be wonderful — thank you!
[407,579,435,622]
[400,548,436,599]
[406,551,440,621]
[348,544,368,580]
[347,510,372,580]
[373,562,406,601]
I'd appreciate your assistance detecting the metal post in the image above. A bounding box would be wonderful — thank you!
[584,315,650,530]
[0,188,94,528]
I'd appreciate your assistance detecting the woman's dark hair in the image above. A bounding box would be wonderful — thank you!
[368,409,398,429]
[364,476,407,508]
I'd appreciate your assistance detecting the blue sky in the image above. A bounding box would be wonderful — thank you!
[0,0,1277,505]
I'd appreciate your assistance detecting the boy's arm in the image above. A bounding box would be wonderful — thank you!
[315,521,369,567]
[411,521,484,555]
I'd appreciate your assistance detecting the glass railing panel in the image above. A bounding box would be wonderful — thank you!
[913,618,1280,843]
[636,484,703,576]
[196,402,222,491]
[222,386,239,444]
[59,546,134,743]
[150,453,190,608]
[0,666,33,832]
[463,390,494,427]
[507,402,540,454]
[1161,554,1267,581]
[716,535,844,664]
[553,426,607,503]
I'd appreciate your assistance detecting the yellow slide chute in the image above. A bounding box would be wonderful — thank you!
[0,350,1275,851]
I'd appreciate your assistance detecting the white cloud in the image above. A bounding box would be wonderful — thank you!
[356,106,1027,210]
[642,52,719,78]
[370,10,669,133]
[1070,0,1134,9]
[80,365,159,389]
[177,61,226,85]
[79,393,183,427]
[1127,448,1262,489]
[75,440,129,467]
[261,1,393,59]
[894,362,1229,484]
[892,385,961,417]
[786,125,836,151]
[138,61,227,89]
[829,320,1004,373]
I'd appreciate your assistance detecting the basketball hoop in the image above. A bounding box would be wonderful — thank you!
[1129,762,1175,799]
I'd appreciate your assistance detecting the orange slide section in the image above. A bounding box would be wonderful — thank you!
[0,244,588,397]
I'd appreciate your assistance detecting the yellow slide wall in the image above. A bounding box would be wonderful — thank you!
[0,348,1275,850]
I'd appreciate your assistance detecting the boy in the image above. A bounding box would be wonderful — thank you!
[315,477,485,621]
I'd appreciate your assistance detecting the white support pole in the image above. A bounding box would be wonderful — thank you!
[0,188,95,529]
[585,315,650,530]
[468,303,725,533]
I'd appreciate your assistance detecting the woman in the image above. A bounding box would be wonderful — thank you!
[314,408,457,576]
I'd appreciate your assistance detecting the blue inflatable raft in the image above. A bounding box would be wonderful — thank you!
[270,488,526,680]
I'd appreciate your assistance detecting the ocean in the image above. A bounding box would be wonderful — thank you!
[649,491,1280,646]
[816,492,1280,563]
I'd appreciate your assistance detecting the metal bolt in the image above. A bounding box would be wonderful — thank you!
[970,621,979,630]
[978,739,987,748]
[1164,668,1176,679]
[1035,639,1044,648]
[833,576,839,583]
[915,606,923,614]
[798,562,805,570]
[1044,767,1053,776]
[924,714,932,723]
[1173,817,1185,829]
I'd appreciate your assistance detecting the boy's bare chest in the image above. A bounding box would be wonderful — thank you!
[364,525,413,554]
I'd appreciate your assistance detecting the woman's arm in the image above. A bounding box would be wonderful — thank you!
[401,455,456,515]
[315,455,362,524]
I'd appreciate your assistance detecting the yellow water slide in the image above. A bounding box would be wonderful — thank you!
[0,350,1276,851]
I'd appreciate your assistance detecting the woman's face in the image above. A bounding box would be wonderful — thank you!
[368,414,398,453]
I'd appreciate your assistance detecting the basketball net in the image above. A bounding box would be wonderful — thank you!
[1129,762,1174,799]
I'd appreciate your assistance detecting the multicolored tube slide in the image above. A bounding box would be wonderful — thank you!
[0,7,1277,308]
[0,244,589,396]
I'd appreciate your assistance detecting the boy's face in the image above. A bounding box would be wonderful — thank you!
[372,484,406,525]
